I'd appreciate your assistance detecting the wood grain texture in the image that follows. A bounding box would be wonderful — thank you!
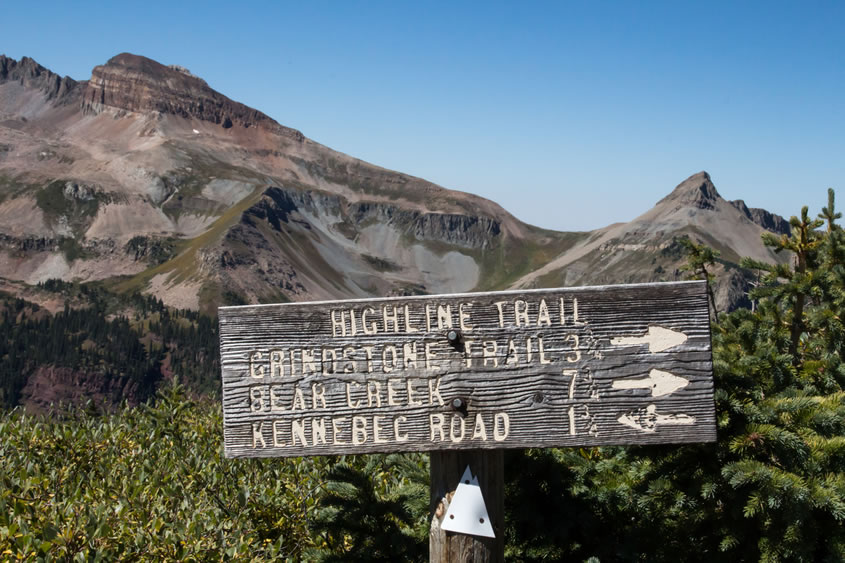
[430,450,504,562]
[219,281,715,458]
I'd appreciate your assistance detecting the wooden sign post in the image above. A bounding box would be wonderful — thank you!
[219,280,716,561]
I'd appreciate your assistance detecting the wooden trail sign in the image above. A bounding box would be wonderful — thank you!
[219,280,715,458]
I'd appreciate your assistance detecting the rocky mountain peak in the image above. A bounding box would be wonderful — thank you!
[658,171,721,210]
[100,53,209,87]
[0,54,79,103]
[81,52,303,140]
[729,199,791,235]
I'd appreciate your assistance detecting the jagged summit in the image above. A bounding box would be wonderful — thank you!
[0,51,791,315]
[654,171,790,235]
[0,54,78,103]
[730,199,791,235]
[658,171,721,210]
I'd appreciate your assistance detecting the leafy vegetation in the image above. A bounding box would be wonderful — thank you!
[0,174,38,204]
[34,180,114,238]
[0,384,426,561]
[498,190,845,561]
[113,182,265,311]
[2,191,845,560]
[57,236,90,263]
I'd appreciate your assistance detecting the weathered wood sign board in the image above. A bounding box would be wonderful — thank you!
[219,280,715,458]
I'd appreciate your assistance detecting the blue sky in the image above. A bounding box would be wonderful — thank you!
[3,1,843,231]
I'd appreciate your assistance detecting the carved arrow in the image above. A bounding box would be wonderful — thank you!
[617,404,695,433]
[610,326,688,353]
[611,369,690,397]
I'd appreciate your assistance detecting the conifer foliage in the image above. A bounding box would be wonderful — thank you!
[1,192,844,561]
[502,190,845,561]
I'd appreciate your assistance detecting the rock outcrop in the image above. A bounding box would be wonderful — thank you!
[657,171,720,210]
[0,52,792,315]
[0,55,79,103]
[657,171,789,235]
[729,199,791,235]
[81,53,304,140]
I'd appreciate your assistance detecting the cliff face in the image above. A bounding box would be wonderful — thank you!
[204,185,509,306]
[658,171,791,235]
[730,199,791,235]
[0,52,791,315]
[81,53,303,140]
[0,55,79,103]
[657,171,721,211]
[512,171,791,312]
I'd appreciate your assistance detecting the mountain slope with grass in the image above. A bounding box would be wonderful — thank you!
[0,53,583,313]
[1,53,786,316]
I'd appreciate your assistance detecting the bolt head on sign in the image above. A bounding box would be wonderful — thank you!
[218,281,716,458]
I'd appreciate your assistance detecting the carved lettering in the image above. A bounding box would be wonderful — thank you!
[362,307,377,334]
[346,382,362,408]
[332,417,347,445]
[494,412,510,441]
[404,305,418,333]
[292,419,308,446]
[428,378,445,406]
[537,299,551,326]
[367,381,382,408]
[437,304,452,330]
[387,378,401,406]
[430,413,446,441]
[373,415,388,443]
[407,380,423,406]
[483,340,498,367]
[291,388,306,411]
[472,413,488,440]
[249,351,264,378]
[331,310,347,337]
[450,414,466,442]
[252,422,266,448]
[494,301,506,328]
[321,348,337,374]
[269,349,284,377]
[538,337,552,364]
[566,334,581,363]
[514,300,529,327]
[302,349,317,374]
[250,386,263,412]
[363,346,374,373]
[394,416,408,442]
[383,306,399,333]
[352,416,368,445]
[425,343,436,370]
[459,303,473,331]
[403,342,417,369]
[270,385,285,411]
[273,420,285,447]
[312,418,327,445]
[343,347,356,373]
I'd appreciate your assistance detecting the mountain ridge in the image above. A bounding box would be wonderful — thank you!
[81,53,304,141]
[0,52,789,313]
[0,55,80,103]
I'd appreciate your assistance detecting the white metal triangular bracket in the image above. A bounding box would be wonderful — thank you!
[440,465,495,538]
